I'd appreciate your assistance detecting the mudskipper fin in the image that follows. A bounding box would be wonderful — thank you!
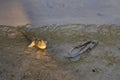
[28,41,35,47]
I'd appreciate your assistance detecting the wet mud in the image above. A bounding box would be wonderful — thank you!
[0,24,120,80]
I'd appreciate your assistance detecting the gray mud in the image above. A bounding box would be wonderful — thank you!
[0,24,120,80]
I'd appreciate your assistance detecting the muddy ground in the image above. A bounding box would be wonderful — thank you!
[0,24,120,80]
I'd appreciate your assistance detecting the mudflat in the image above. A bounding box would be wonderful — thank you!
[0,24,120,80]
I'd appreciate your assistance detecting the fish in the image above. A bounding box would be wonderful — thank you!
[17,24,48,49]
[28,40,47,49]
[17,24,99,51]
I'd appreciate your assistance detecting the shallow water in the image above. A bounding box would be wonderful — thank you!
[0,0,120,26]
[21,0,120,26]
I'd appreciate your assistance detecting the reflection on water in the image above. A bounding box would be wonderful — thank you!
[22,0,120,26]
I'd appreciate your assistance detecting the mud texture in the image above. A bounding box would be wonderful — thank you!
[0,24,120,80]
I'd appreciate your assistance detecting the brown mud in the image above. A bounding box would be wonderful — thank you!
[0,24,120,80]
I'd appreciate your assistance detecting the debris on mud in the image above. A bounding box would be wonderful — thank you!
[66,40,98,61]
